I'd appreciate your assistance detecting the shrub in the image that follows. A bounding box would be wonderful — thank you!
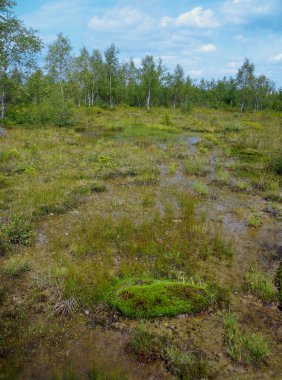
[223,122,243,133]
[1,214,34,245]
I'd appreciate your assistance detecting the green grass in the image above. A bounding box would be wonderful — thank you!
[244,266,278,302]
[247,215,262,228]
[183,157,208,176]
[223,312,270,365]
[110,278,217,318]
[4,256,31,277]
[193,181,209,195]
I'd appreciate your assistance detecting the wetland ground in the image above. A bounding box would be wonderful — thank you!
[0,107,281,379]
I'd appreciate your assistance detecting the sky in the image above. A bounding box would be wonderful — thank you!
[15,0,282,86]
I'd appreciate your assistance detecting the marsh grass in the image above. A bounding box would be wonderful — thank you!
[4,256,31,276]
[128,325,215,379]
[183,157,208,176]
[244,265,278,302]
[223,312,270,365]
[193,181,209,196]
[247,215,262,228]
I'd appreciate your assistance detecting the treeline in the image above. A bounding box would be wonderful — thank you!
[1,1,282,127]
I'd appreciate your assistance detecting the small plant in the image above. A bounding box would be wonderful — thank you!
[161,112,172,126]
[1,214,34,245]
[244,266,278,302]
[247,215,262,228]
[193,181,209,196]
[4,256,31,277]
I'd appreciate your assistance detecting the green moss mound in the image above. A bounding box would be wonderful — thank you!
[110,279,216,318]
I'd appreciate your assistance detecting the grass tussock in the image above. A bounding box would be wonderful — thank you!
[223,312,270,365]
[244,265,278,302]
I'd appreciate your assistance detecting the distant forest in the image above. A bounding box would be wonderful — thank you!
[1,1,282,127]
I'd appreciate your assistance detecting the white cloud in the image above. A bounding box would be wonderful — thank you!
[160,7,219,28]
[270,53,282,63]
[222,0,274,24]
[227,61,240,68]
[198,44,216,53]
[190,70,202,76]
[88,7,154,31]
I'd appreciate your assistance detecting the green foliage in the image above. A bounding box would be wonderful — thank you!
[7,96,75,127]
[1,214,34,245]
[110,278,217,318]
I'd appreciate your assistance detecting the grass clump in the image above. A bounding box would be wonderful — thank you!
[128,325,215,379]
[223,312,270,365]
[223,122,243,133]
[110,278,216,319]
[215,170,229,184]
[1,214,34,246]
[183,157,208,176]
[128,325,160,361]
[4,256,31,277]
[247,215,262,228]
[244,265,278,302]
[193,181,209,196]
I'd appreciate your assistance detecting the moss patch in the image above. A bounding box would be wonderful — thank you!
[110,279,216,318]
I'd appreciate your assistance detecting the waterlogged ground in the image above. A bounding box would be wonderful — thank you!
[0,107,282,379]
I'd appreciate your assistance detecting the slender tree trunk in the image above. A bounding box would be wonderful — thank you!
[173,93,177,109]
[60,83,64,100]
[146,88,151,111]
[240,96,245,112]
[109,74,113,109]
[1,86,5,121]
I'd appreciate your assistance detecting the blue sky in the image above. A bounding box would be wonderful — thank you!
[16,0,282,86]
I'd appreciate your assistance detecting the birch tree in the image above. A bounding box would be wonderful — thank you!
[45,33,72,100]
[104,43,119,109]
[0,0,41,121]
